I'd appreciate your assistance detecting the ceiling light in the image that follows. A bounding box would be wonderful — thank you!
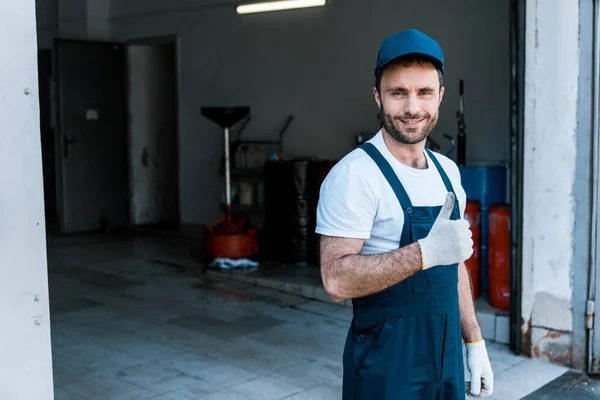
[236,0,326,14]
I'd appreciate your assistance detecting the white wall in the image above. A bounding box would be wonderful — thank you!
[110,0,510,226]
[522,0,578,362]
[128,44,179,225]
[0,0,54,398]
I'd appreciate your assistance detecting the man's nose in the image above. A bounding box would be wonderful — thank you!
[404,93,419,115]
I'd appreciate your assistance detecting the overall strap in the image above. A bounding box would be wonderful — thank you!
[425,148,457,196]
[360,143,413,208]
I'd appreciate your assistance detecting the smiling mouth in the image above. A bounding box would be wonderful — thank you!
[399,118,425,127]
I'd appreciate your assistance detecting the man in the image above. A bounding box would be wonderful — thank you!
[316,29,494,399]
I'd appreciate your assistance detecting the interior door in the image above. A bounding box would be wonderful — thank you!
[54,39,129,233]
[127,42,179,228]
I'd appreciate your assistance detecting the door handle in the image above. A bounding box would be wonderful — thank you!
[63,135,77,158]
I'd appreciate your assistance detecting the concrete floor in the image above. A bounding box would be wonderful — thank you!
[522,370,600,399]
[48,233,571,399]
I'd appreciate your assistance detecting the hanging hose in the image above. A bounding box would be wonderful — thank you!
[456,79,467,165]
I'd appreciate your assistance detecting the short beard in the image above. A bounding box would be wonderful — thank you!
[380,100,439,145]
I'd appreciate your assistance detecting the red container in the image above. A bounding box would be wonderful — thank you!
[206,232,254,259]
[206,217,256,259]
[488,204,511,310]
[464,200,481,298]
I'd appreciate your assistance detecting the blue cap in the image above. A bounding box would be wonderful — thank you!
[376,29,444,75]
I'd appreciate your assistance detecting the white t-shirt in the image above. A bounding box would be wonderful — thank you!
[316,130,467,255]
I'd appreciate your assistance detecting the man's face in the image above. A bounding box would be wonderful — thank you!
[374,61,444,145]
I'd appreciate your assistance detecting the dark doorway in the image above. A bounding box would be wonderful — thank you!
[51,38,180,235]
[509,0,526,356]
[37,49,58,233]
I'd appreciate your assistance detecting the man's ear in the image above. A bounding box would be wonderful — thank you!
[439,86,445,105]
[373,87,381,109]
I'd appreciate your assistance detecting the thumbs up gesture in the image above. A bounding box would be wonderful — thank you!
[417,192,474,269]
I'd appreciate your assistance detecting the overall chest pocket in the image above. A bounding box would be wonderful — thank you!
[410,219,459,293]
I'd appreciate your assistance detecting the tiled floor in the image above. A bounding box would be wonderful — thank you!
[48,233,570,399]
[522,370,600,399]
[205,260,512,344]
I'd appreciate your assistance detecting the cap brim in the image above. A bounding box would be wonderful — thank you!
[377,52,443,73]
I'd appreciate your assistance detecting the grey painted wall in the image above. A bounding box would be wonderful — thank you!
[36,0,511,226]
[36,0,58,49]
[127,43,179,225]
[36,0,111,47]
[57,0,88,38]
[111,0,511,225]
[85,0,111,39]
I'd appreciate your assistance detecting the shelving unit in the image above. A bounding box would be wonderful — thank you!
[218,115,294,220]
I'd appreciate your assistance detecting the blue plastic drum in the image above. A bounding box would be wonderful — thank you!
[459,165,508,294]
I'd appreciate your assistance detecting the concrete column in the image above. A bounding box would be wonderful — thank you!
[0,0,54,398]
[521,0,591,367]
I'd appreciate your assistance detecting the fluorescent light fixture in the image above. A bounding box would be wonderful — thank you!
[236,0,326,14]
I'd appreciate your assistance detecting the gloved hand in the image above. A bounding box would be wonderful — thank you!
[417,192,474,269]
[465,340,494,397]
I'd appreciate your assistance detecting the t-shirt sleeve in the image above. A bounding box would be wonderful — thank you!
[315,163,377,239]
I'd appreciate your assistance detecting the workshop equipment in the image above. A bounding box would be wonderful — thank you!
[307,160,336,265]
[263,159,311,264]
[230,115,294,167]
[464,200,481,298]
[264,160,297,262]
[488,203,511,310]
[456,79,467,165]
[293,160,310,265]
[426,133,456,157]
[263,158,336,264]
[201,106,256,259]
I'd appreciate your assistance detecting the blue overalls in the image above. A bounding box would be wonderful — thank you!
[342,143,465,400]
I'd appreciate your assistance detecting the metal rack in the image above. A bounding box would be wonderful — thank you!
[220,114,295,215]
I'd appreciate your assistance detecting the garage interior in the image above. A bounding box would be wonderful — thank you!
[33,0,573,398]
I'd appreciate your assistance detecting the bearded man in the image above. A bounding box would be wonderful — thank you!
[316,29,494,399]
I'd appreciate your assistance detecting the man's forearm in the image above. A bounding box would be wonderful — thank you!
[321,239,422,301]
[458,262,483,342]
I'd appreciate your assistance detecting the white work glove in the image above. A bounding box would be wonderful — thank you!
[417,192,474,269]
[465,340,494,397]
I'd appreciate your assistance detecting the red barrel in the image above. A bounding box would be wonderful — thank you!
[488,204,511,310]
[464,200,481,298]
